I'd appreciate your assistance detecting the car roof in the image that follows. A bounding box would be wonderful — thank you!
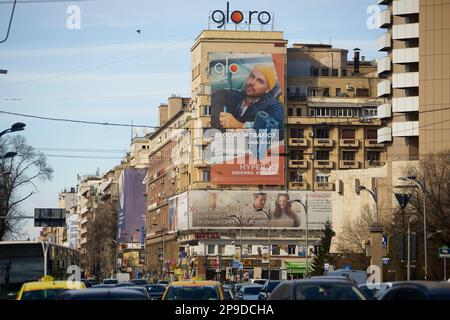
[59,288,147,298]
[241,284,264,288]
[168,281,222,287]
[290,279,358,285]
[389,281,450,290]
[21,281,85,291]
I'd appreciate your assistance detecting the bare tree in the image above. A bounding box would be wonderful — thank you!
[0,135,53,240]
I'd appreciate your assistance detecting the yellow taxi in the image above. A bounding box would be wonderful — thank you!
[16,276,86,300]
[162,280,225,300]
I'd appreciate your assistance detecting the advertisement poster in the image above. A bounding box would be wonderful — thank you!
[67,214,78,249]
[208,52,285,185]
[168,192,189,232]
[169,191,331,230]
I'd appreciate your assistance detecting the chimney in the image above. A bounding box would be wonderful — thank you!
[353,48,361,74]
[361,56,366,63]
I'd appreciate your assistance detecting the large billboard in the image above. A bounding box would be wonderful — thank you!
[117,168,147,243]
[168,192,189,233]
[208,52,285,185]
[169,191,331,230]
[67,213,78,249]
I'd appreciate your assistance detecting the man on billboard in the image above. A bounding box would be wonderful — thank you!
[211,64,284,138]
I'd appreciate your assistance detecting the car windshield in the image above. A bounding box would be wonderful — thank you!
[21,289,68,300]
[148,286,166,293]
[244,287,262,295]
[165,286,219,300]
[132,279,147,285]
[295,284,366,300]
[268,282,281,292]
[102,279,118,284]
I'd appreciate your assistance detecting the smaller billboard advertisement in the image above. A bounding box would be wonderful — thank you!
[168,192,189,232]
[67,214,78,249]
[168,190,332,231]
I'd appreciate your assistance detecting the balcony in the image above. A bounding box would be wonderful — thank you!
[289,182,308,191]
[377,32,391,51]
[193,158,208,167]
[339,160,360,169]
[392,121,419,137]
[314,160,334,169]
[288,138,308,147]
[377,9,391,28]
[339,139,359,148]
[392,72,419,88]
[377,80,391,97]
[392,96,419,113]
[365,160,385,168]
[393,0,419,16]
[378,127,392,143]
[193,136,212,146]
[393,23,419,40]
[393,48,419,64]
[196,95,211,106]
[313,138,333,147]
[377,56,391,74]
[288,159,308,169]
[189,181,212,189]
[314,182,335,191]
[365,139,385,148]
[377,103,392,119]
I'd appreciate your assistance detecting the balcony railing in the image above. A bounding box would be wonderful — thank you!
[314,160,334,169]
[288,159,308,169]
[392,96,419,113]
[393,47,419,64]
[193,136,212,146]
[288,138,308,147]
[365,160,385,168]
[289,182,308,190]
[393,0,419,16]
[393,23,419,40]
[339,160,360,169]
[392,72,419,88]
[377,9,391,28]
[313,138,333,147]
[314,182,335,191]
[378,127,392,143]
[365,139,385,148]
[377,32,391,51]
[377,80,391,97]
[377,56,391,74]
[193,159,208,167]
[392,121,419,137]
[339,139,359,148]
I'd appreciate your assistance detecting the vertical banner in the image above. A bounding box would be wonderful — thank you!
[208,53,285,185]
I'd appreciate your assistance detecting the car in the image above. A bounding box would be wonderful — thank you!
[358,283,392,300]
[56,287,149,300]
[235,284,263,300]
[157,280,170,287]
[91,284,117,288]
[130,278,148,286]
[323,269,368,285]
[378,281,450,300]
[309,276,357,285]
[115,282,134,287]
[223,285,235,300]
[81,279,99,288]
[16,276,86,300]
[140,284,167,300]
[258,280,282,300]
[162,281,225,300]
[121,286,151,299]
[249,278,268,285]
[102,278,119,285]
[233,282,246,296]
[267,279,367,300]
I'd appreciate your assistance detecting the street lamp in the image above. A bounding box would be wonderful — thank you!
[256,209,271,280]
[290,199,309,278]
[0,152,17,159]
[229,214,242,281]
[398,175,428,280]
[0,122,26,138]
[152,222,166,280]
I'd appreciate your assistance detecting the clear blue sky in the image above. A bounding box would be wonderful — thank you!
[0,0,383,240]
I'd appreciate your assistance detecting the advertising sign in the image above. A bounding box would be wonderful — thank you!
[168,190,332,230]
[67,213,78,249]
[117,168,147,243]
[208,52,285,185]
[168,192,189,232]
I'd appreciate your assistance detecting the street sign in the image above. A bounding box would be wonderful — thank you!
[343,264,352,271]
[439,246,450,258]
[324,263,330,271]
[382,257,390,265]
[34,208,66,227]
[395,193,412,210]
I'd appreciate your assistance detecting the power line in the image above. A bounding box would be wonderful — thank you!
[0,0,99,4]
[35,147,127,153]
[35,154,123,159]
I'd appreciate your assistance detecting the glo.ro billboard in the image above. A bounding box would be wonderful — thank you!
[208,52,285,185]
[169,191,331,230]
[117,168,147,243]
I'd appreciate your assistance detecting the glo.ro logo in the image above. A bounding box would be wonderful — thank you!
[213,58,239,76]
[211,1,272,29]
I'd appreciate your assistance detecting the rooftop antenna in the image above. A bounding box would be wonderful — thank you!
[130,120,134,142]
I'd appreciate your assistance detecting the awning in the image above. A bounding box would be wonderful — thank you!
[285,261,307,274]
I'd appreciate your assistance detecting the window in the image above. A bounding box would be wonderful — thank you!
[367,129,377,140]
[323,88,330,97]
[291,150,304,160]
[312,68,320,76]
[315,150,329,160]
[204,106,211,116]
[356,88,370,97]
[341,129,356,139]
[288,108,293,116]
[288,245,296,255]
[364,108,377,117]
[367,151,380,161]
[271,245,280,255]
[336,88,341,96]
[315,174,330,183]
[342,151,356,161]
[295,108,302,116]
[290,172,303,182]
[309,108,316,117]
[207,245,215,255]
[315,128,330,138]
[290,128,304,138]
[321,68,329,76]
[218,245,225,255]
[332,69,339,77]
[203,170,211,182]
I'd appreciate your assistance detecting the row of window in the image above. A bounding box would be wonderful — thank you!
[290,128,378,139]
[206,244,297,256]
[309,107,377,118]
[290,150,381,161]
[287,86,370,98]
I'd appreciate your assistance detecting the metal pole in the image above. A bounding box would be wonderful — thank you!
[41,241,49,277]
[305,202,309,278]
[162,225,165,280]
[423,189,428,280]
[407,219,411,281]
[268,213,271,280]
[444,257,447,282]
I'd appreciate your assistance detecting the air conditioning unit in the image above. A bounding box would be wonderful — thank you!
[346,84,353,90]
